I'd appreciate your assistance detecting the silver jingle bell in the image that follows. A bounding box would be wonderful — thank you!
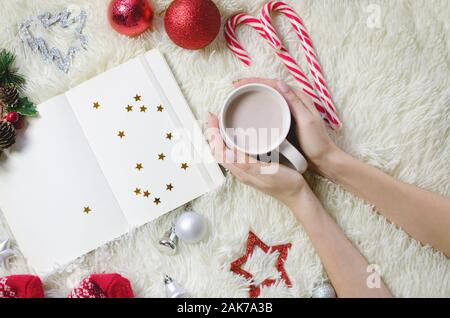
[164,275,190,298]
[0,238,16,267]
[158,226,178,255]
[311,282,337,298]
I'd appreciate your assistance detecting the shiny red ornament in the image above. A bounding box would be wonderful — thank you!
[5,112,19,123]
[164,0,221,50]
[230,232,292,298]
[108,0,154,37]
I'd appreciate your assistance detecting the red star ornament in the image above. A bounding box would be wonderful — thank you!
[230,231,292,298]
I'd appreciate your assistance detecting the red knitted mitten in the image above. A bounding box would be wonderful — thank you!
[0,275,44,298]
[68,273,134,298]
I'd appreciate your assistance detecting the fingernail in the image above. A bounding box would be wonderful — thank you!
[277,80,290,93]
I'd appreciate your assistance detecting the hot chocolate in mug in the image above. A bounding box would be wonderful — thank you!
[219,84,308,173]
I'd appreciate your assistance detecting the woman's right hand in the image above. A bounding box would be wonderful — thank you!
[233,78,342,174]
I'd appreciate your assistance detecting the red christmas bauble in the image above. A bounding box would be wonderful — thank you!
[5,112,19,123]
[164,0,221,50]
[108,0,154,37]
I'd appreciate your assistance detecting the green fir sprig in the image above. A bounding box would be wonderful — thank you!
[0,49,25,88]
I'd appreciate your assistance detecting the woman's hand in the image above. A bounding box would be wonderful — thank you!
[233,78,342,174]
[207,113,307,209]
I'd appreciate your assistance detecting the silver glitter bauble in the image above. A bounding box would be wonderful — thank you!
[312,282,337,298]
[164,275,190,298]
[174,211,207,243]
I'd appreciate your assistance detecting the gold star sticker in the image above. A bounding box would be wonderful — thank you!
[157,105,164,112]
[118,131,125,139]
[143,190,151,198]
[158,153,166,161]
[126,105,133,112]
[181,163,189,170]
[153,197,161,205]
[135,163,143,171]
[134,188,141,196]
[140,105,147,113]
[166,132,173,140]
[166,183,174,191]
[83,207,91,214]
[134,95,141,102]
[93,102,100,109]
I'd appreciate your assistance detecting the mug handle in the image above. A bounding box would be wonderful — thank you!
[279,140,308,173]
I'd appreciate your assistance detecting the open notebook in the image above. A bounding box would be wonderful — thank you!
[0,50,224,274]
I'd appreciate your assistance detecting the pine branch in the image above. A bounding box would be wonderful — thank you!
[0,49,25,88]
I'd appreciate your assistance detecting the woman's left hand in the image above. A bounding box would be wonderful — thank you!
[207,113,307,209]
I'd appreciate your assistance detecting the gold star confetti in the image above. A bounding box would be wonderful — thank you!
[158,153,166,161]
[140,105,147,113]
[134,188,141,196]
[157,105,164,112]
[83,207,91,214]
[166,132,173,140]
[93,102,100,109]
[166,183,174,191]
[126,105,133,112]
[153,197,161,205]
[135,163,143,171]
[143,190,151,198]
[134,94,141,102]
[181,163,189,170]
[118,131,125,139]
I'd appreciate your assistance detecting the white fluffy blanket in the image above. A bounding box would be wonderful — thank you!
[0,0,449,297]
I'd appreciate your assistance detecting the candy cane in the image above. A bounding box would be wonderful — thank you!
[224,13,267,66]
[224,1,341,129]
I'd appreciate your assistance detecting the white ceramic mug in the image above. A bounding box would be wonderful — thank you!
[219,84,308,173]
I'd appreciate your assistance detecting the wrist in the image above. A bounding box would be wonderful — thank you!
[287,186,326,224]
[315,147,351,183]
[281,183,310,211]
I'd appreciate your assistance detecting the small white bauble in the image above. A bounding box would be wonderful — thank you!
[312,282,337,298]
[174,211,207,243]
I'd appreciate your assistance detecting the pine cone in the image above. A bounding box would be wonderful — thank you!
[0,120,16,150]
[0,99,5,115]
[0,84,20,109]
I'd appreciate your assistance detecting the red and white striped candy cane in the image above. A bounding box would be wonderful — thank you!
[224,13,268,66]
[224,1,341,129]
